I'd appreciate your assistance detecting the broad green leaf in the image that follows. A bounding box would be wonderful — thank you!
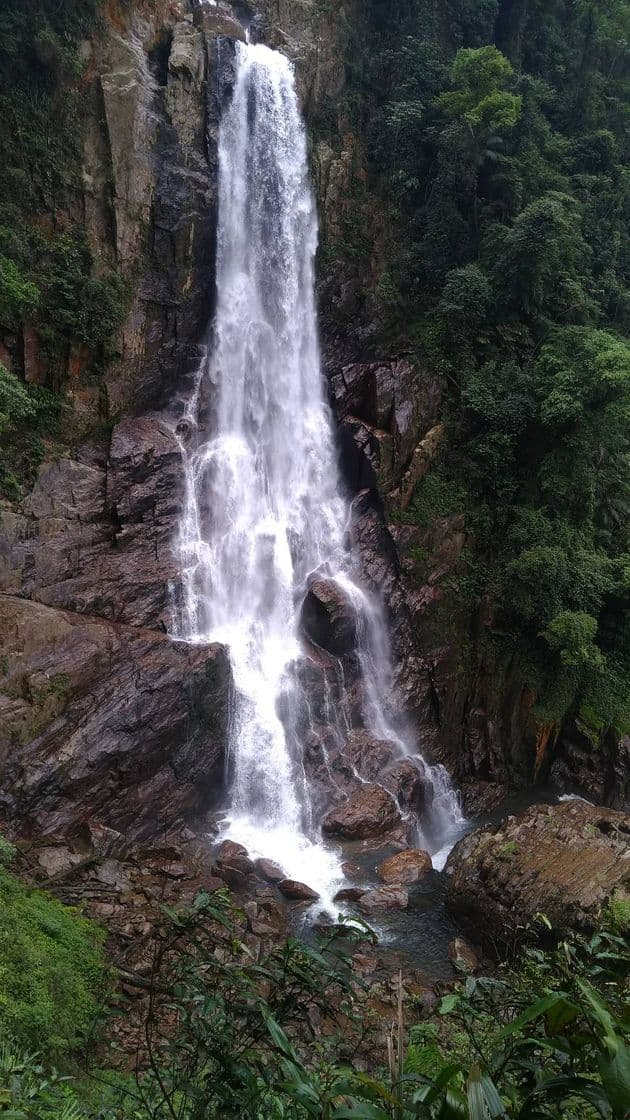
[545,996,580,1034]
[494,994,573,1041]
[440,993,460,1015]
[577,979,621,1055]
[481,1075,507,1117]
[519,1073,611,1119]
[331,1103,393,1119]
[467,1065,488,1120]
[598,1040,630,1116]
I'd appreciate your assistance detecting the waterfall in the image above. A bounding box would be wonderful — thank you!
[175,42,462,898]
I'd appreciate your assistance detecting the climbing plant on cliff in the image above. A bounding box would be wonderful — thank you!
[347,0,630,738]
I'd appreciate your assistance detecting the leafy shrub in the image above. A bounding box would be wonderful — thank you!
[0,1039,99,1120]
[0,867,107,1058]
[0,256,38,326]
[543,610,605,670]
[0,364,35,436]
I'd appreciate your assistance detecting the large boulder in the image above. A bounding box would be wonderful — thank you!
[300,578,358,656]
[0,595,231,839]
[446,800,630,951]
[377,849,432,884]
[358,884,409,912]
[278,879,320,902]
[322,784,403,840]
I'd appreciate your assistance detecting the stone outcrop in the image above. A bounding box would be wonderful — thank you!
[300,579,358,656]
[446,800,630,951]
[278,879,320,902]
[358,884,409,912]
[448,937,479,975]
[256,858,285,884]
[550,720,630,812]
[322,784,404,840]
[0,5,241,844]
[0,595,231,840]
[377,849,432,884]
[330,359,443,497]
[0,416,182,629]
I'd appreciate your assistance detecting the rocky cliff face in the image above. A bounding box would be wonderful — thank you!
[0,0,626,848]
[0,0,237,840]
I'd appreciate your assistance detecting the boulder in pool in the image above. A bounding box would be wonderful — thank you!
[358,884,409,912]
[322,785,402,840]
[378,848,432,884]
[255,858,285,884]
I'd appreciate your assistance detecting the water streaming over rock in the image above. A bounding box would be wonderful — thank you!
[175,42,462,900]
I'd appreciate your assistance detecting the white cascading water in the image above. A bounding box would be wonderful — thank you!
[175,42,462,900]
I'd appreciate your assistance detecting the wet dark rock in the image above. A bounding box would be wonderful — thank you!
[446,800,630,952]
[322,785,403,840]
[358,884,409,912]
[383,760,434,815]
[205,876,226,893]
[0,595,231,840]
[301,578,358,656]
[37,846,82,878]
[342,729,398,782]
[334,887,366,903]
[277,879,320,901]
[330,359,441,490]
[255,858,286,884]
[216,841,255,876]
[341,861,363,879]
[448,937,479,975]
[377,849,432,884]
[459,780,509,817]
[0,416,183,630]
[550,721,630,811]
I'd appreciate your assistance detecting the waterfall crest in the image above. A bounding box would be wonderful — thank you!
[175,42,462,897]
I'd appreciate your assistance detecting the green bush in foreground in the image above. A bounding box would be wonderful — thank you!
[1,890,628,1118]
[0,863,107,1059]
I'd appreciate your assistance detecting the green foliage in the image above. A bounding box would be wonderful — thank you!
[0,257,38,327]
[0,364,36,437]
[0,896,628,1120]
[436,45,522,134]
[0,361,62,499]
[607,893,630,934]
[100,890,378,1119]
[0,836,16,868]
[0,1039,99,1119]
[487,193,594,320]
[405,925,630,1120]
[0,866,107,1058]
[543,611,604,670]
[351,0,630,736]
[440,264,492,325]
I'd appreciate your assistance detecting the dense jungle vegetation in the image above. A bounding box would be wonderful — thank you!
[324,0,630,740]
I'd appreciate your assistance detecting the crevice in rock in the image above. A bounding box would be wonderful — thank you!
[148,28,173,88]
[109,503,122,547]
